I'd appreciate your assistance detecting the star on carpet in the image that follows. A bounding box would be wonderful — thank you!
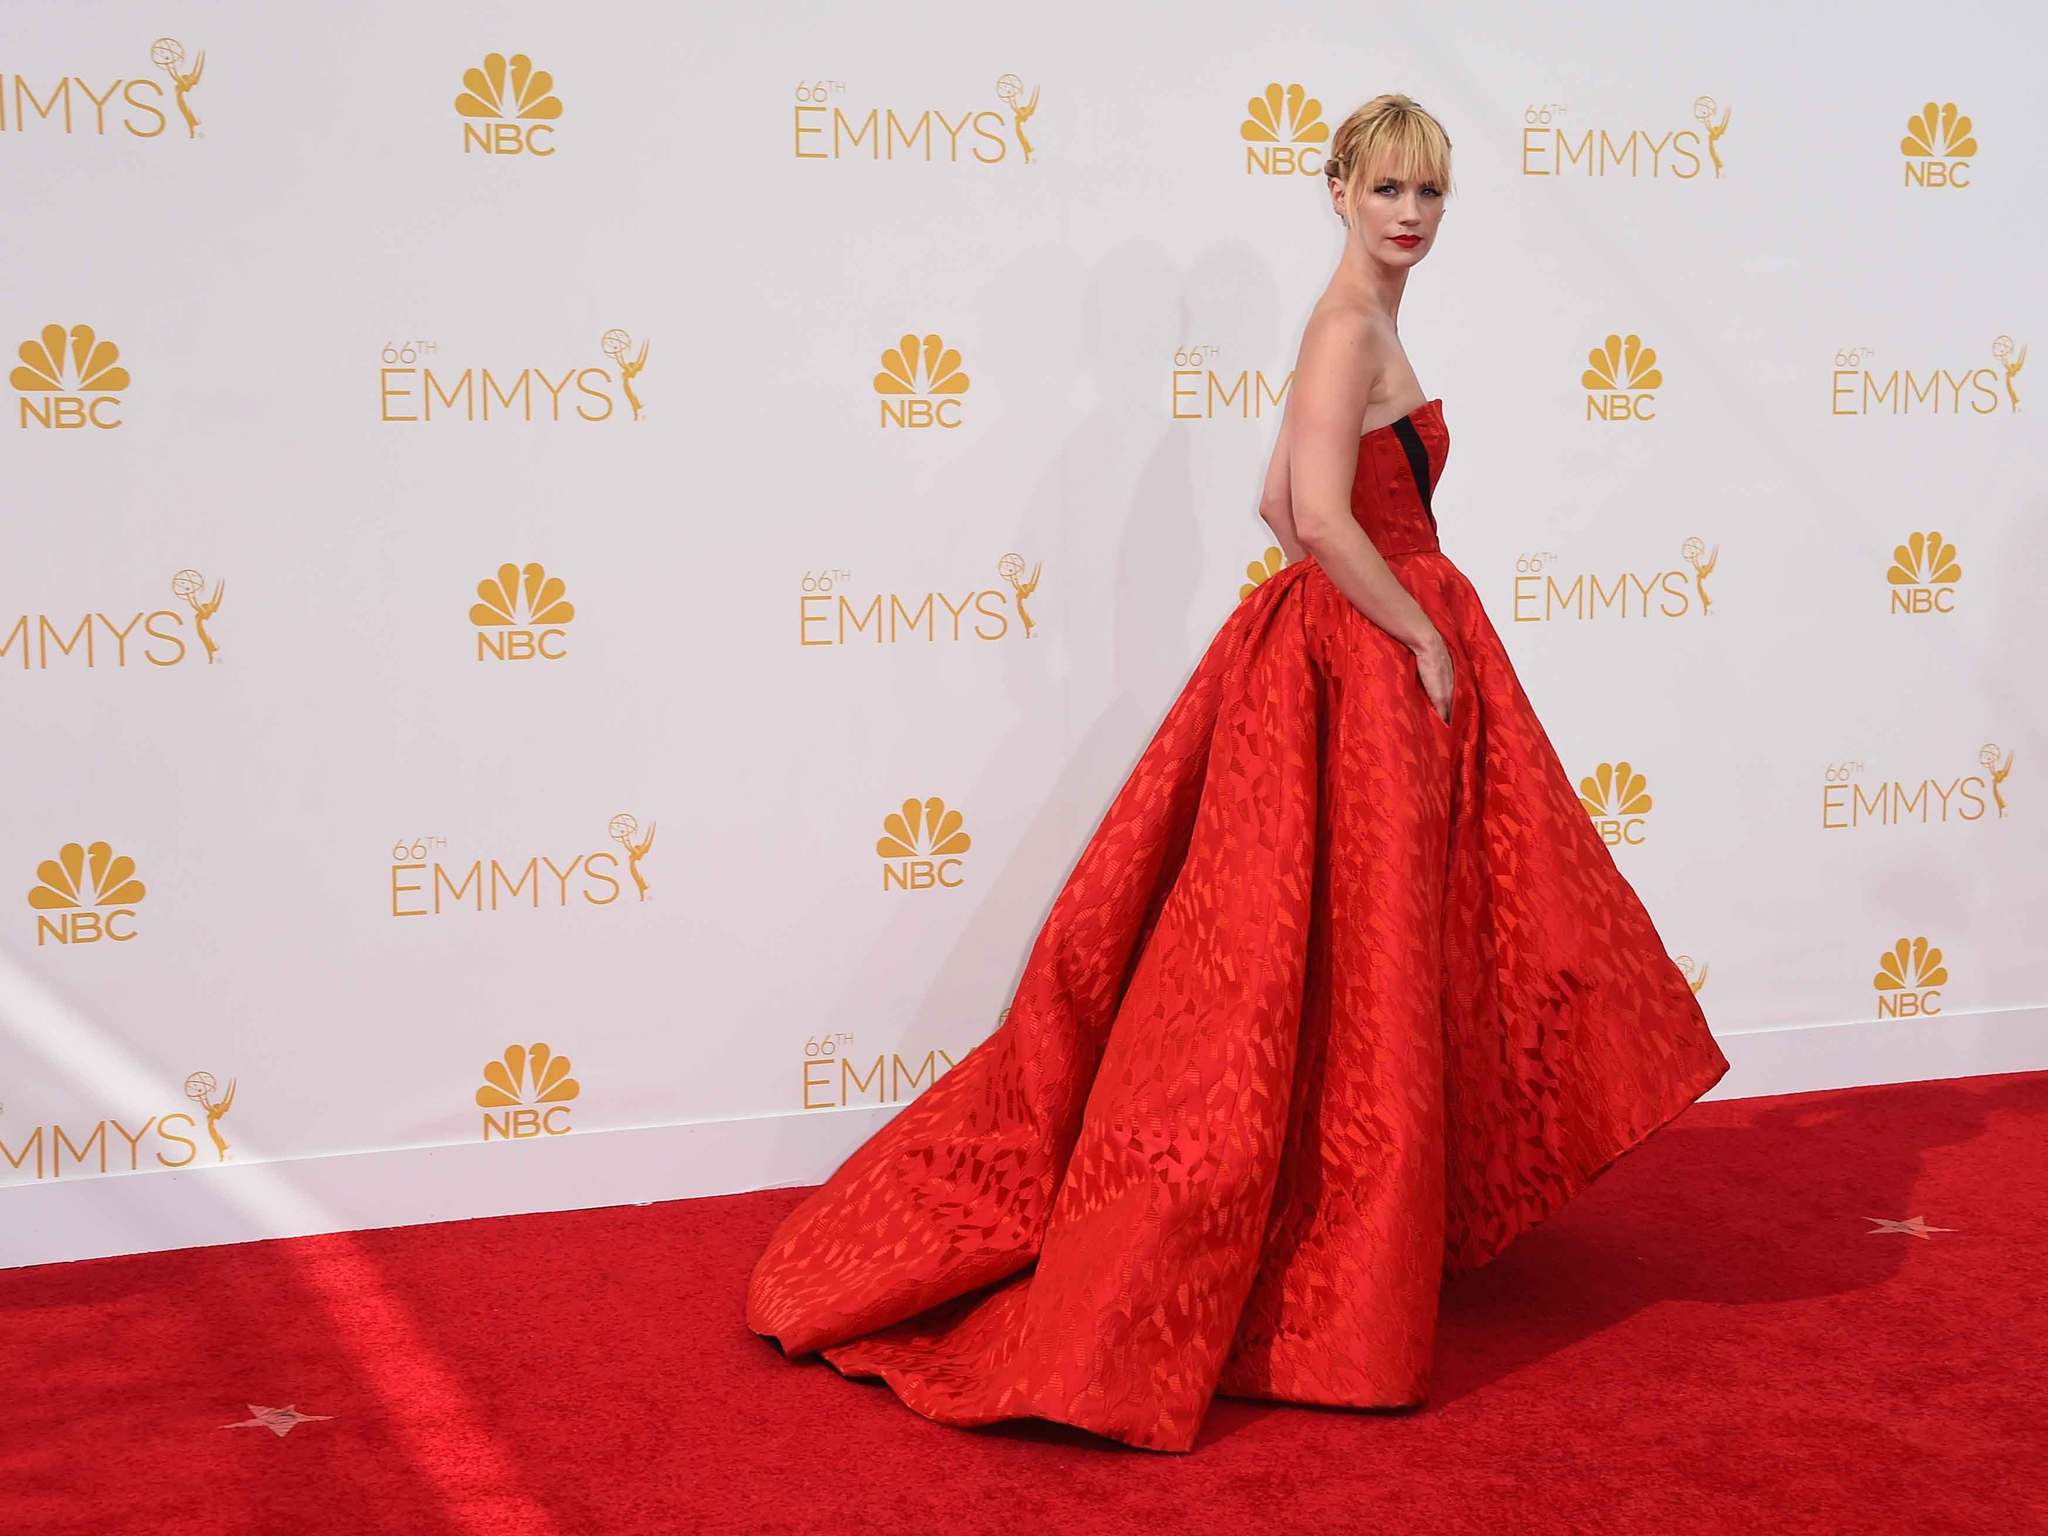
[221,1404,335,1436]
[1862,1216,1958,1239]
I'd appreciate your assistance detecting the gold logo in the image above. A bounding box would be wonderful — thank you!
[3,566,225,669]
[609,813,656,900]
[169,568,225,662]
[1173,347,1292,420]
[1993,335,2026,411]
[471,562,575,661]
[1582,332,1661,421]
[1822,748,2012,828]
[1873,936,1946,1018]
[1886,530,1961,614]
[995,73,1039,163]
[1241,83,1329,176]
[1579,762,1653,845]
[389,815,649,916]
[0,1069,230,1182]
[1241,546,1288,599]
[1511,540,1716,622]
[27,840,146,945]
[793,74,1041,164]
[798,555,1042,645]
[457,52,561,155]
[1523,96,1729,178]
[184,1070,235,1161]
[1982,742,2014,817]
[477,1043,579,1140]
[149,37,203,139]
[1832,337,2024,416]
[380,334,646,423]
[801,1032,960,1110]
[13,323,128,428]
[874,333,970,428]
[1675,955,1708,994]
[0,41,208,139]
[1901,101,1975,188]
[599,329,649,419]
[876,797,971,891]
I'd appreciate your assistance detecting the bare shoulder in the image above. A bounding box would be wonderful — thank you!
[1288,302,1389,440]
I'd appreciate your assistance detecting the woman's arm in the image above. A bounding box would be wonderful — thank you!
[1281,311,1453,719]
[1256,415,1308,563]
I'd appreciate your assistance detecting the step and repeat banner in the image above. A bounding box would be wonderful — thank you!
[3,2,2041,1262]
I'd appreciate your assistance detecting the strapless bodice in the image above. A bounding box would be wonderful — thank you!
[1351,397,1446,557]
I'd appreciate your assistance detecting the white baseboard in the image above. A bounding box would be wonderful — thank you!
[5,1005,2043,1271]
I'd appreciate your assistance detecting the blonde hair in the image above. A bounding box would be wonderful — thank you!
[1322,93,1454,212]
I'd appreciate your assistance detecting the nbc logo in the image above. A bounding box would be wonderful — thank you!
[1582,333,1661,422]
[1579,762,1652,845]
[876,797,971,890]
[1241,547,1289,600]
[456,52,561,155]
[1887,530,1960,614]
[12,323,128,429]
[471,562,575,661]
[27,840,146,945]
[1901,101,1975,189]
[1240,83,1329,176]
[477,1043,579,1139]
[874,333,970,428]
[1873,936,1946,1018]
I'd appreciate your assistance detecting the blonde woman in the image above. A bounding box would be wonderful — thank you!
[749,93,1728,1453]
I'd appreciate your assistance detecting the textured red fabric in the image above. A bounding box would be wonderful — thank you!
[745,397,1731,1451]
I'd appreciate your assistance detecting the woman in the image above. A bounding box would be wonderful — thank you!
[746,93,1729,1453]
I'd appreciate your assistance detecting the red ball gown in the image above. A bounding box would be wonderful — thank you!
[746,397,1730,1452]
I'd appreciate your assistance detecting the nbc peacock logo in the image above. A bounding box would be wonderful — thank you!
[1241,547,1289,600]
[12,323,128,429]
[1900,101,1976,188]
[876,797,971,891]
[1579,762,1653,845]
[470,561,575,661]
[1240,83,1330,176]
[1873,936,1947,1018]
[1582,333,1661,422]
[477,1043,580,1140]
[27,840,147,946]
[1886,530,1961,614]
[456,52,562,156]
[874,333,970,429]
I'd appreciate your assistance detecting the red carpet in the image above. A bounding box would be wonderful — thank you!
[3,1071,2042,1535]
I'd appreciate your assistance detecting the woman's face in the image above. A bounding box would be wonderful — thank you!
[1336,163,1446,265]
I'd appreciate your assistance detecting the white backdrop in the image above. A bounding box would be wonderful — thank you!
[4,0,2042,1268]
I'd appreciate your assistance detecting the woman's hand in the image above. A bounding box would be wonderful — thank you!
[1412,631,1454,724]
